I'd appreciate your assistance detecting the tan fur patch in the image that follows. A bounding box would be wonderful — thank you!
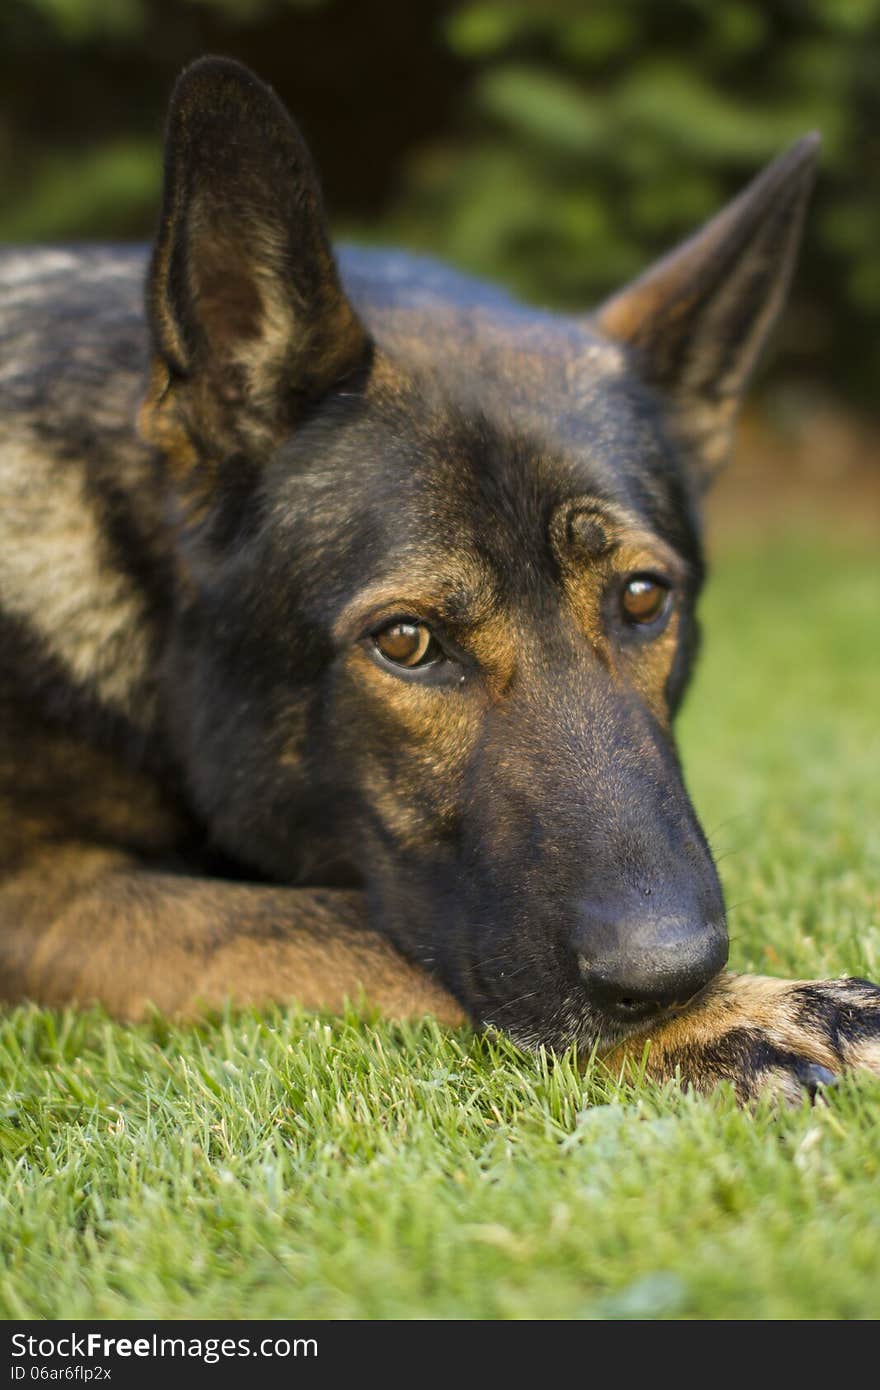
[0,436,152,719]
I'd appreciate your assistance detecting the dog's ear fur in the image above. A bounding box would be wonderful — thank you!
[142,56,369,464]
[595,135,819,487]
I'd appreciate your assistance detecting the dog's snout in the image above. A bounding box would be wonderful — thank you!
[573,909,729,1024]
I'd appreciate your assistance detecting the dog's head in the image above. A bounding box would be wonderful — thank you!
[141,58,817,1050]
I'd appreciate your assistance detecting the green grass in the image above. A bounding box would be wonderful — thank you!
[1,533,878,1320]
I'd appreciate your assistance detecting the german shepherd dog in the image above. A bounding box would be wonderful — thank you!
[2,58,878,1104]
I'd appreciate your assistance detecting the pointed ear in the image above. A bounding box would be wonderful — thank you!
[141,56,369,462]
[594,135,819,487]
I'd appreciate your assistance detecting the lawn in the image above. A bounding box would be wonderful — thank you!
[0,532,878,1320]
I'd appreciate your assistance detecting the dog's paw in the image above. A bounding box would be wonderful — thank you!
[606,974,880,1105]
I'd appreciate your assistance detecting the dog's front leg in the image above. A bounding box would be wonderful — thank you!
[0,845,465,1023]
[604,972,880,1103]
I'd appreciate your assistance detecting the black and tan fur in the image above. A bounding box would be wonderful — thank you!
[1,58,878,1104]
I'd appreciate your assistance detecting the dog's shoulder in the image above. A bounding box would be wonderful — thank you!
[0,245,169,739]
[1,245,147,362]
[337,244,522,316]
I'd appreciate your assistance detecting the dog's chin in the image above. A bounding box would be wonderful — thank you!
[483,994,682,1057]
[476,989,667,1057]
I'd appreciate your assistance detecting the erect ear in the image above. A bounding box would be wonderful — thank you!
[141,56,369,465]
[594,135,819,487]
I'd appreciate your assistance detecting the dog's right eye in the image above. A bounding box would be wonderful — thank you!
[620,574,671,627]
[371,620,444,670]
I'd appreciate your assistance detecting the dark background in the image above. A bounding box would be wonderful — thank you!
[2,0,879,531]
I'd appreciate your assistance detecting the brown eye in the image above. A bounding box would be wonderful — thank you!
[372,621,441,669]
[621,575,670,626]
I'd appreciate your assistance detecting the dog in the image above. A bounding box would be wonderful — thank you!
[1,56,878,1104]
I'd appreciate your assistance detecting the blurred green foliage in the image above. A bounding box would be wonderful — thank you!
[390,0,880,399]
[2,0,879,400]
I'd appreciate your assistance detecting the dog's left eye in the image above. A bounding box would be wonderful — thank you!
[371,620,445,669]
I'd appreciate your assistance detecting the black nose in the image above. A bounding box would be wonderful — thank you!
[574,914,728,1024]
